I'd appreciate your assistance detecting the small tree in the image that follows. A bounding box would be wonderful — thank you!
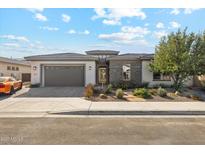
[150,29,205,91]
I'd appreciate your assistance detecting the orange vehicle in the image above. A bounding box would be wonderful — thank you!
[0,77,22,95]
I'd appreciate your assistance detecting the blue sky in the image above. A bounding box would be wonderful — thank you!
[0,8,205,58]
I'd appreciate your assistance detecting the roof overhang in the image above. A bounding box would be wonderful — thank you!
[85,50,120,56]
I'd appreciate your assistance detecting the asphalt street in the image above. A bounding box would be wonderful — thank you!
[0,117,205,144]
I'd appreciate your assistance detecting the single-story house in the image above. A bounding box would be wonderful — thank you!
[0,56,31,82]
[25,50,193,87]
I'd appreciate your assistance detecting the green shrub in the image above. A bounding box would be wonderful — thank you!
[30,83,40,88]
[105,84,113,94]
[117,82,128,90]
[93,85,101,94]
[133,88,151,98]
[84,84,94,98]
[111,81,136,89]
[152,83,171,88]
[115,88,124,99]
[138,82,149,88]
[157,87,167,97]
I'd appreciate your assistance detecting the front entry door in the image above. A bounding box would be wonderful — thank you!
[98,67,107,84]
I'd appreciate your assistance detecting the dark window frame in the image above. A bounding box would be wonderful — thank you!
[7,66,11,70]
[122,64,131,81]
[153,72,171,81]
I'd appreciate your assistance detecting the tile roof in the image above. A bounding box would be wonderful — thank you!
[85,50,119,55]
[0,56,31,66]
[108,53,154,60]
[24,52,97,61]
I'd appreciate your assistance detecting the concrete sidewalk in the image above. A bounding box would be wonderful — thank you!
[0,97,205,117]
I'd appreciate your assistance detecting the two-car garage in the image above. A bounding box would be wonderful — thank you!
[25,53,96,87]
[44,65,85,87]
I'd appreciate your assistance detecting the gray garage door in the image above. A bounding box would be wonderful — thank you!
[44,66,85,87]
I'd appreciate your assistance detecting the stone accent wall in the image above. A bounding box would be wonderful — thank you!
[109,59,142,86]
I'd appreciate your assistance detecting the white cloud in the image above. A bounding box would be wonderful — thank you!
[2,43,20,48]
[67,29,76,34]
[40,26,59,31]
[98,26,149,44]
[92,8,146,26]
[184,8,200,14]
[93,8,106,18]
[156,22,164,29]
[35,13,47,21]
[121,26,150,36]
[82,30,90,35]
[35,41,41,44]
[62,14,71,23]
[169,21,181,28]
[26,8,44,13]
[0,35,29,42]
[67,29,90,35]
[153,31,167,39]
[170,8,180,15]
[144,23,149,27]
[102,19,121,25]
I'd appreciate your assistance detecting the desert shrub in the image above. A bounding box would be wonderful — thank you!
[93,85,101,94]
[157,87,167,97]
[149,88,158,95]
[133,88,151,98]
[117,82,128,90]
[84,84,94,98]
[189,95,203,101]
[115,88,124,99]
[105,84,113,94]
[111,81,136,89]
[152,83,171,89]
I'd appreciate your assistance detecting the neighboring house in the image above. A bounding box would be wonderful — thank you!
[0,56,31,82]
[25,50,193,87]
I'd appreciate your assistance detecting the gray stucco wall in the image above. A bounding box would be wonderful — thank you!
[109,59,142,86]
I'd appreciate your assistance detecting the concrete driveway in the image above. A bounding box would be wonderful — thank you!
[15,87,84,97]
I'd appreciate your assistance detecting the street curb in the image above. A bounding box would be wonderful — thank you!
[49,110,205,116]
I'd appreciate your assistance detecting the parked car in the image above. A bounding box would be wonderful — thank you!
[0,77,22,95]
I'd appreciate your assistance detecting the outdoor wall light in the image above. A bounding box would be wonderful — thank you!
[33,66,37,70]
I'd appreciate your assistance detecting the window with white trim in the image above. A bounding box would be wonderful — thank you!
[122,64,131,81]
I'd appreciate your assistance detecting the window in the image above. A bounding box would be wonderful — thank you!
[162,74,171,80]
[98,68,107,84]
[7,66,11,70]
[0,73,3,76]
[153,72,171,81]
[122,64,131,81]
[153,72,161,80]
[16,67,19,71]
[12,66,15,71]
[10,73,16,78]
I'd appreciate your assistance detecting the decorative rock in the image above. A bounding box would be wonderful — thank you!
[99,93,107,99]
[175,91,182,96]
